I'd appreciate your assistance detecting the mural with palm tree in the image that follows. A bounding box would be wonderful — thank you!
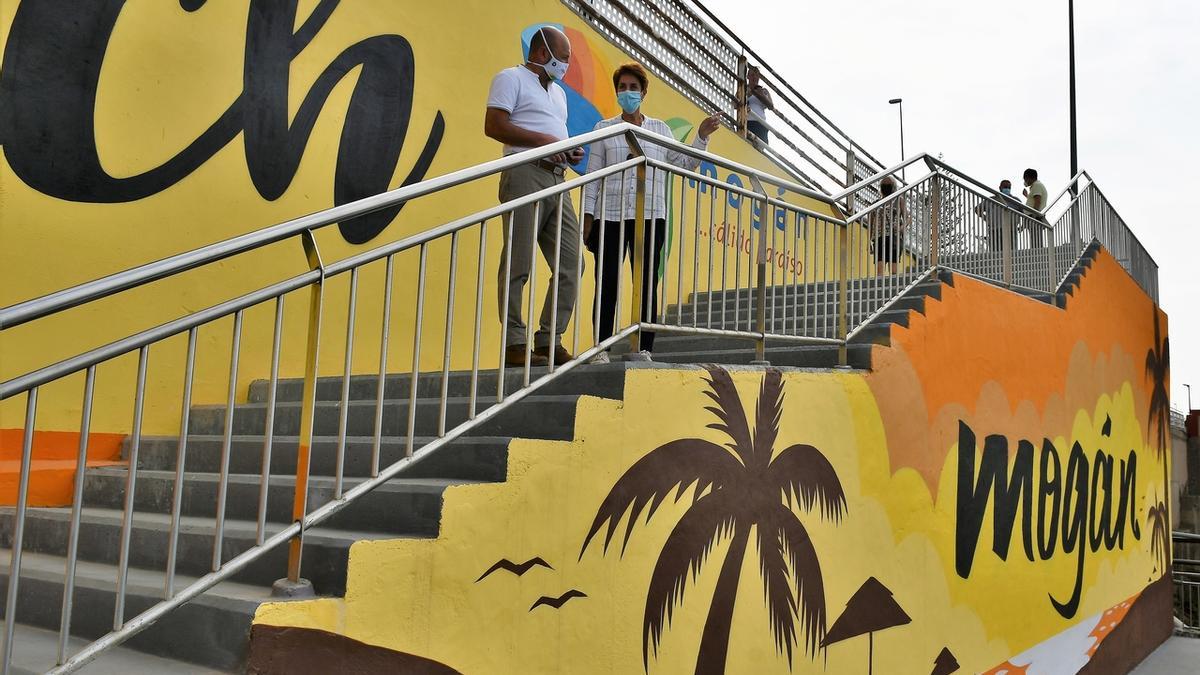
[579,368,847,673]
[1147,495,1168,575]
[1145,309,1171,456]
[1144,308,1171,575]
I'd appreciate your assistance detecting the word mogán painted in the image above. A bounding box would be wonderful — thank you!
[955,420,1140,619]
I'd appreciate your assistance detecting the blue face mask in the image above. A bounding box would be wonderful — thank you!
[616,90,642,114]
[1001,187,1012,195]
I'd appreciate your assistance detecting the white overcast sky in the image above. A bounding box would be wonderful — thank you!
[705,0,1199,411]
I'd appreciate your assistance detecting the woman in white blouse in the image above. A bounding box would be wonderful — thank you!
[582,63,721,362]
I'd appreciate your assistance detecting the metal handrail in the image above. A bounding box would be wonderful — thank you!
[0,123,831,334]
[0,125,644,331]
[1043,169,1091,215]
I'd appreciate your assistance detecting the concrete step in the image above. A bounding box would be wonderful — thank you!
[0,550,265,671]
[247,364,627,404]
[0,508,382,596]
[685,276,937,304]
[643,343,874,369]
[609,320,894,355]
[80,469,474,536]
[187,394,582,441]
[675,278,943,315]
[0,621,226,674]
[661,305,909,331]
[132,435,510,482]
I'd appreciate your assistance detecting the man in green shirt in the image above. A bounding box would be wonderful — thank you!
[1022,168,1048,248]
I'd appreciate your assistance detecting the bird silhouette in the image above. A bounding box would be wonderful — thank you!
[529,589,587,611]
[475,557,553,582]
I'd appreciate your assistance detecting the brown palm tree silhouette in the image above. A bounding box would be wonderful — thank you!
[1145,308,1171,572]
[580,368,847,674]
[1145,309,1171,457]
[1148,494,1168,575]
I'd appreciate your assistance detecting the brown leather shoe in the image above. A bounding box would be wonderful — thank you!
[534,344,573,364]
[505,345,548,367]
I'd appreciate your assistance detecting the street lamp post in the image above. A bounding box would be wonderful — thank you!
[888,98,905,181]
[1069,0,1078,192]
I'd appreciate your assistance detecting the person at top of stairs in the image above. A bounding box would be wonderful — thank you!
[1022,167,1049,249]
[485,25,582,368]
[580,62,722,363]
[746,64,774,145]
[869,176,910,276]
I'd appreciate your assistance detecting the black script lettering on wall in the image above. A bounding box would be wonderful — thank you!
[953,420,1140,619]
[0,0,445,244]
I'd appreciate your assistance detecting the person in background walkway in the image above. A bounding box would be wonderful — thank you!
[1022,168,1048,249]
[976,179,1018,252]
[582,62,721,363]
[484,26,583,367]
[868,177,909,275]
[746,65,773,145]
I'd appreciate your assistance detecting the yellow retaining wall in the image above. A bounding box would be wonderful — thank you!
[251,249,1173,673]
[0,0,865,437]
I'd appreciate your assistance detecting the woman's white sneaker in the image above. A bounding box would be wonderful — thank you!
[590,351,611,364]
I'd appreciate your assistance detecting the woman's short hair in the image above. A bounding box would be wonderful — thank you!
[613,62,649,91]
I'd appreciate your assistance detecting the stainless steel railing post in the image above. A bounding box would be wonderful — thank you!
[749,175,769,365]
[1,388,38,673]
[837,149,855,366]
[930,175,942,272]
[280,230,326,595]
[626,131,648,354]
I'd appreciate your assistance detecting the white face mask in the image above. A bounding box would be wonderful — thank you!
[530,28,569,81]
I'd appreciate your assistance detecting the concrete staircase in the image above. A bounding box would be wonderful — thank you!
[0,264,1079,672]
[0,368,627,672]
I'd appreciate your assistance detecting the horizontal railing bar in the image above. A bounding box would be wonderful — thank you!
[926,158,1049,225]
[844,171,937,223]
[1043,169,1091,215]
[636,133,831,201]
[0,273,317,399]
[640,322,844,346]
[755,144,831,196]
[643,158,843,223]
[832,154,931,201]
[2,122,841,331]
[323,158,643,278]
[750,118,848,188]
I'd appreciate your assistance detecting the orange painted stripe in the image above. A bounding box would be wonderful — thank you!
[0,458,124,506]
[0,429,128,506]
[0,429,125,462]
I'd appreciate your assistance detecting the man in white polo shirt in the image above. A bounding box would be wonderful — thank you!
[484,26,583,367]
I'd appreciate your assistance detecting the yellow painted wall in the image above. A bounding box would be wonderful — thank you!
[0,0,867,437]
[254,368,1163,673]
[254,250,1173,674]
